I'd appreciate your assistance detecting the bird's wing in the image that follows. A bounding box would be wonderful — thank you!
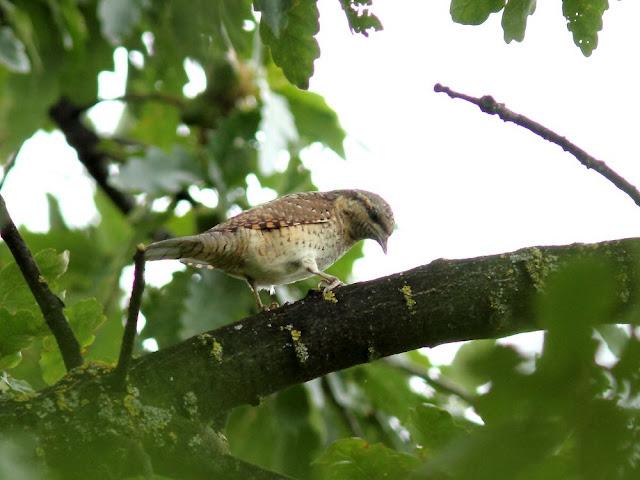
[210,191,338,232]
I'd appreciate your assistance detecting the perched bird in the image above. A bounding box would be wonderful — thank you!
[145,189,395,310]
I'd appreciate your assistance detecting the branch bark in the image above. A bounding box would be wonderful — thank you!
[433,83,640,209]
[2,237,639,477]
[0,193,83,370]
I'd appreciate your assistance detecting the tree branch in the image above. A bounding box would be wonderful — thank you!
[0,194,83,370]
[114,245,147,388]
[125,237,640,420]
[433,83,640,209]
[2,237,639,477]
[49,97,135,215]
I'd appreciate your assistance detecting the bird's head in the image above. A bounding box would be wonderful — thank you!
[336,190,395,253]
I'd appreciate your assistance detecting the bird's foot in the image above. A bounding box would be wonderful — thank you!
[318,277,344,293]
[263,300,280,311]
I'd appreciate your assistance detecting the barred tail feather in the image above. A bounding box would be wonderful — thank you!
[144,236,203,261]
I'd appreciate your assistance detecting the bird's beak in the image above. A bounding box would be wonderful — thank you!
[376,236,388,255]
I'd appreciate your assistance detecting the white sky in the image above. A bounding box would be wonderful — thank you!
[2,0,638,363]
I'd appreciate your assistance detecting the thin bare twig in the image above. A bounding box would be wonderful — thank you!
[114,245,146,388]
[320,375,364,437]
[434,83,640,209]
[0,193,83,370]
[383,357,475,404]
[0,142,23,191]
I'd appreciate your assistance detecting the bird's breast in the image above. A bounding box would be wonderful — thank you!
[239,222,351,286]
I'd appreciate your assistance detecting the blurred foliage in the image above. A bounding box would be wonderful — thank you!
[0,1,636,479]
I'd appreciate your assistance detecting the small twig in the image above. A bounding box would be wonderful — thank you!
[383,357,475,404]
[320,375,364,437]
[0,193,83,370]
[0,142,23,191]
[114,245,146,388]
[434,83,640,209]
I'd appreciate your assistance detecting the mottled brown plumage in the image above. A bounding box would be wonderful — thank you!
[145,190,395,309]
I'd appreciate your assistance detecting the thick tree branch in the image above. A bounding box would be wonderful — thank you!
[49,97,135,214]
[2,237,640,477]
[434,83,640,209]
[114,245,146,388]
[0,194,83,370]
[126,237,640,419]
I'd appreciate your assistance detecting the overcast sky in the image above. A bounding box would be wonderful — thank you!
[2,0,638,362]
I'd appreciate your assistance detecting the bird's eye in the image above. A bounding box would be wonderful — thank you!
[369,210,380,224]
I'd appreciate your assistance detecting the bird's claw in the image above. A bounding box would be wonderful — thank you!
[318,278,343,293]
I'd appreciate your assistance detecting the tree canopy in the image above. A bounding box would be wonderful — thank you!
[0,1,637,479]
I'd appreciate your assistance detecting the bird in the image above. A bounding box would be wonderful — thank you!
[144,189,395,310]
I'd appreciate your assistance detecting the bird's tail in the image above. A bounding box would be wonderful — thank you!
[145,236,203,261]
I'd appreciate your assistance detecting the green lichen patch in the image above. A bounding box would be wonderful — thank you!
[293,340,309,364]
[289,329,309,364]
[323,289,338,303]
[510,247,559,292]
[210,339,223,363]
[400,284,417,314]
[290,329,302,342]
[183,391,199,419]
[367,344,380,361]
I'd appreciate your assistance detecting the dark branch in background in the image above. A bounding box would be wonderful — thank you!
[434,83,640,209]
[49,97,135,214]
[0,194,83,370]
[80,93,184,112]
[114,245,146,388]
[383,357,474,404]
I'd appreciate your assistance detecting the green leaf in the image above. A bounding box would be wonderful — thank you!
[254,0,293,38]
[113,146,201,196]
[0,26,30,73]
[536,258,616,380]
[409,403,470,454]
[596,324,629,358]
[440,339,497,392]
[339,0,383,36]
[46,0,88,50]
[0,248,69,315]
[207,108,261,189]
[220,0,255,58]
[0,309,44,369]
[40,298,107,384]
[313,438,420,480]
[562,0,608,56]
[0,371,35,397]
[141,270,191,348]
[450,0,506,25]
[502,0,536,43]
[275,84,346,158]
[97,0,145,45]
[180,269,255,335]
[259,0,320,89]
[228,384,323,478]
